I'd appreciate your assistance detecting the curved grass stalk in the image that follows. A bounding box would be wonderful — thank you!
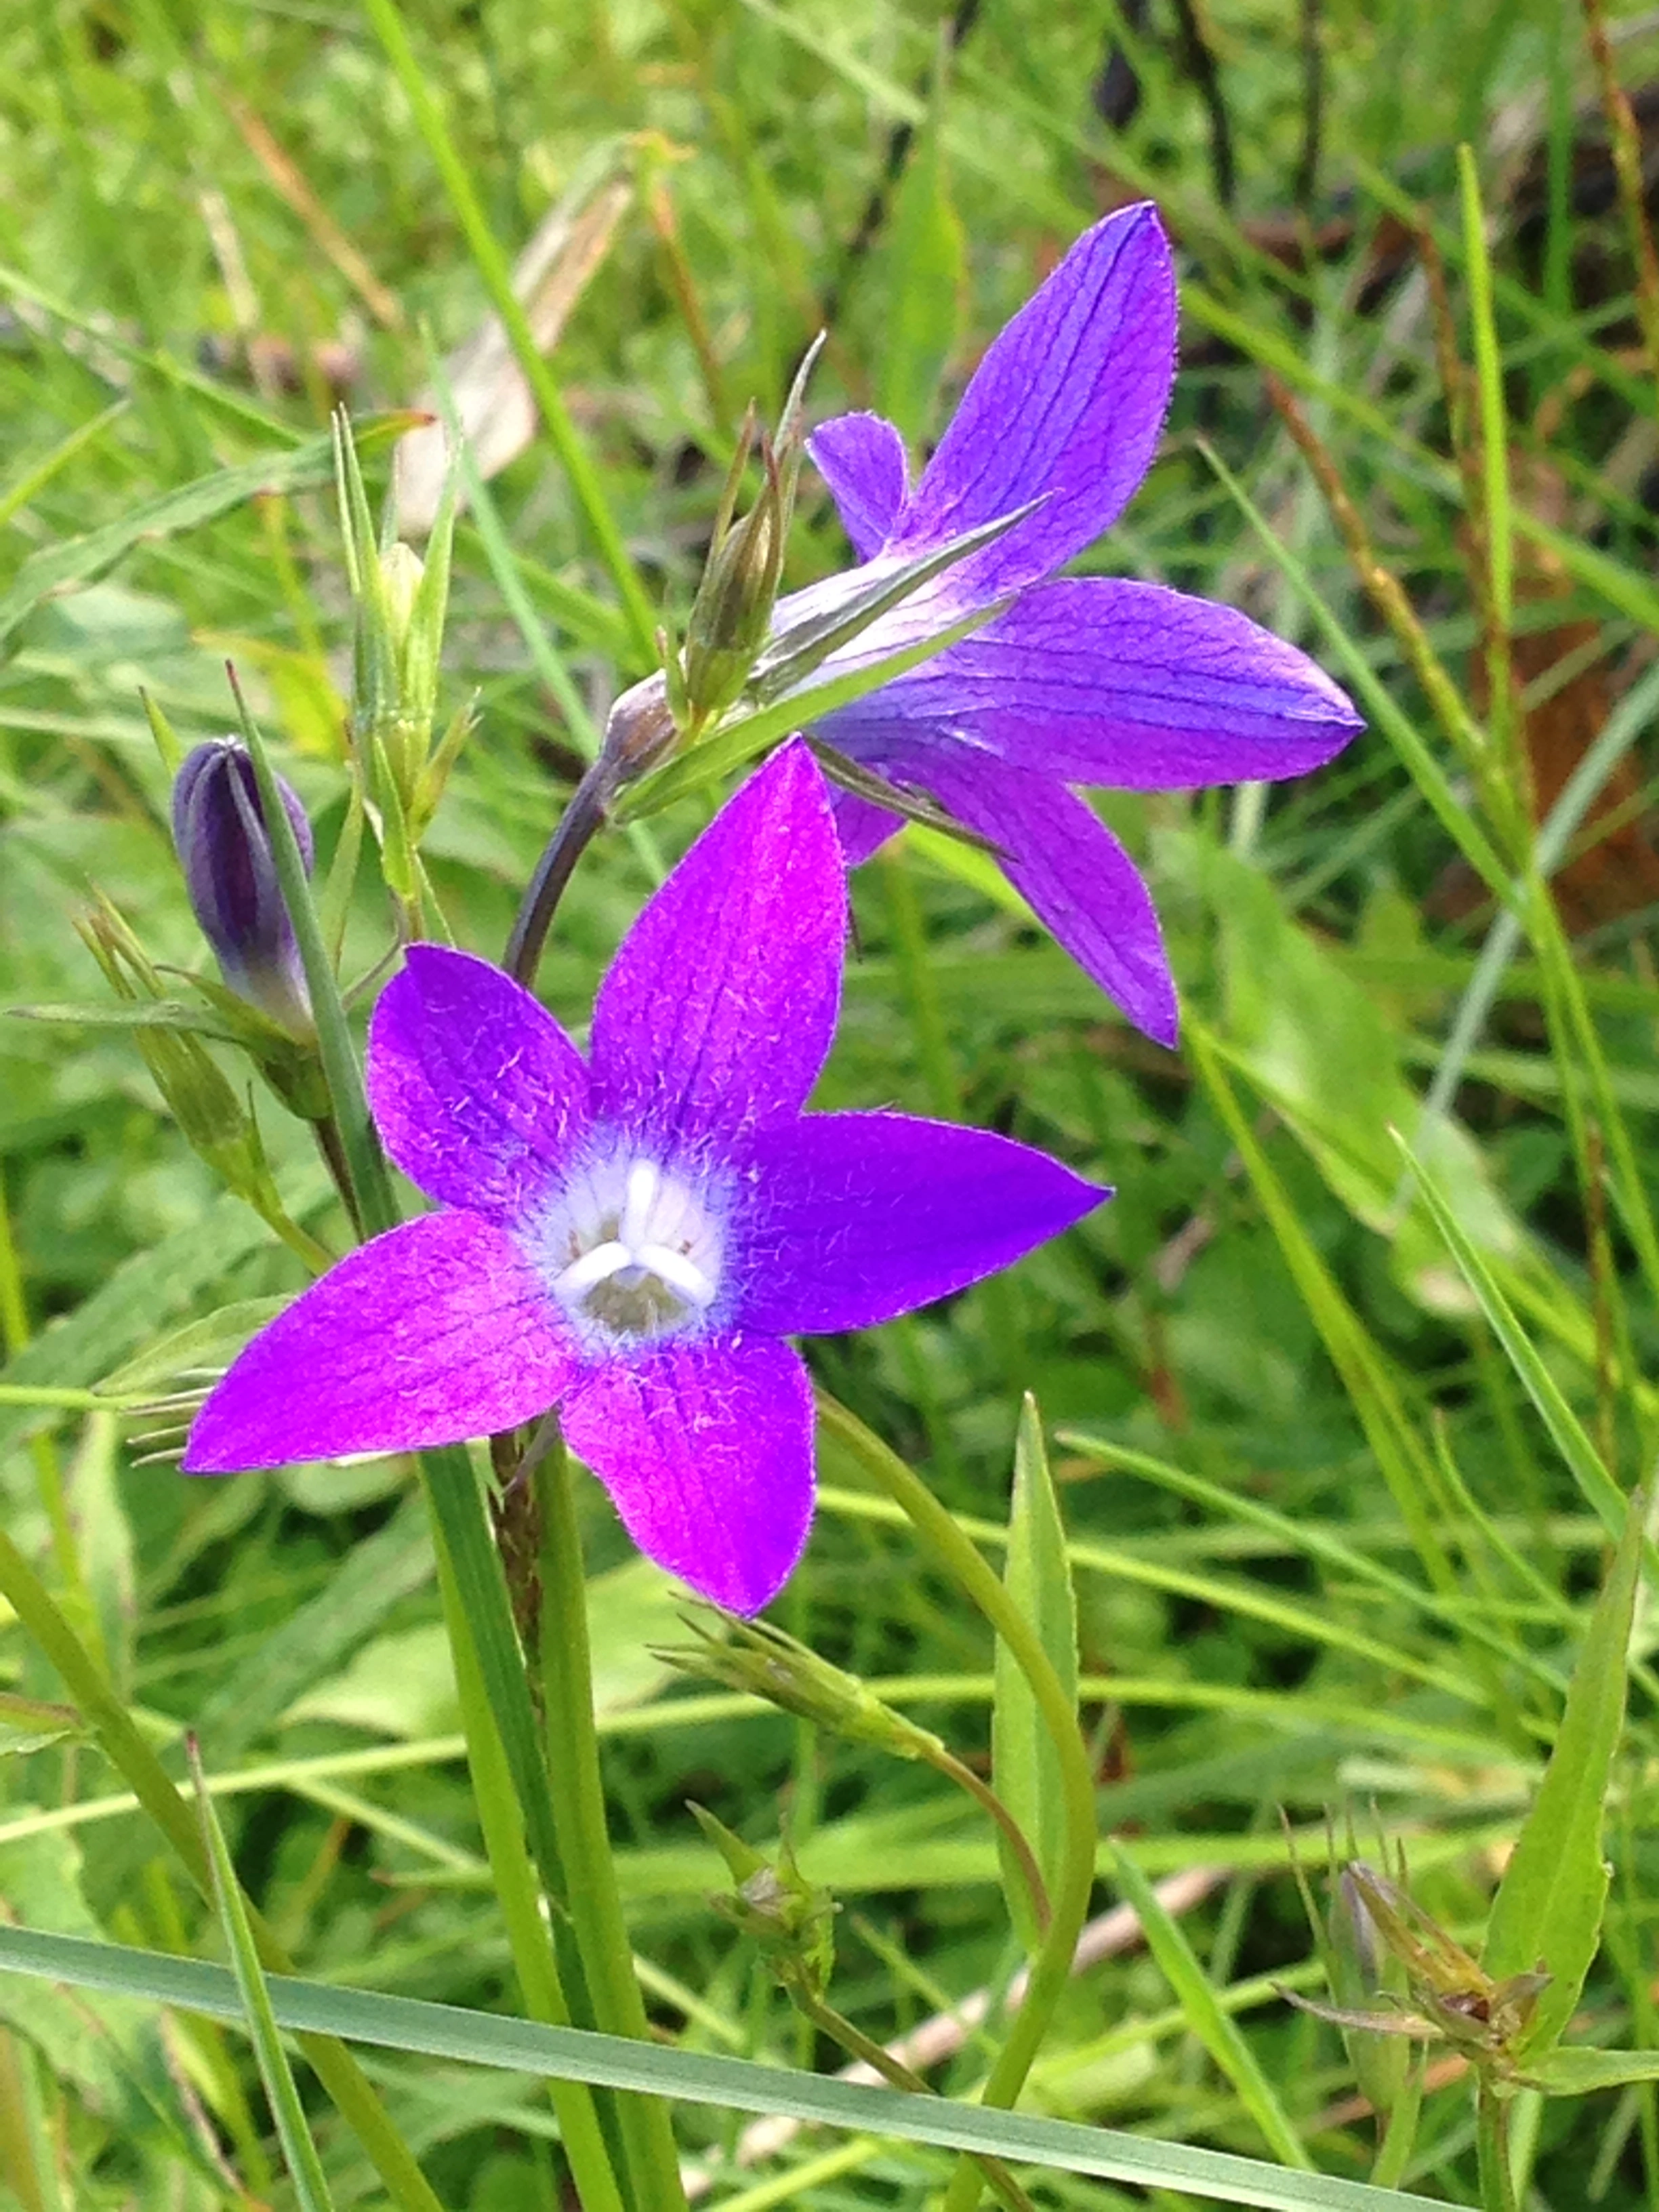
[813,1391,1097,2212]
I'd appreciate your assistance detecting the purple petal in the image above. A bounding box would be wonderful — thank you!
[590,739,846,1147]
[171,737,314,1033]
[920,749,1180,1046]
[888,204,1176,598]
[562,1334,814,1613]
[737,1111,1107,1334]
[830,782,905,866]
[825,579,1362,787]
[184,1212,578,1471]
[368,946,591,1224]
[808,412,909,560]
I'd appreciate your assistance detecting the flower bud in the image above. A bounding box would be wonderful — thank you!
[171,738,314,1040]
[689,1804,836,2002]
[336,409,457,832]
[78,899,277,1201]
[680,440,787,731]
[659,1612,948,1766]
[1328,1865,1413,2116]
[380,539,425,647]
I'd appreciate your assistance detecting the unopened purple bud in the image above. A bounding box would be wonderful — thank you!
[171,738,315,1038]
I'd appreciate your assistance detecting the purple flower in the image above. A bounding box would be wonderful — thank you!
[172,737,315,1038]
[183,743,1104,1612]
[783,201,1363,1047]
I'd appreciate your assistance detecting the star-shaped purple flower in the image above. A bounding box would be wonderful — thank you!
[782,201,1363,1047]
[184,743,1105,1612]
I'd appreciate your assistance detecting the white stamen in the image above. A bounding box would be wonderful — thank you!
[554,1240,634,1296]
[534,1151,726,1345]
[620,1159,659,1248]
[636,1243,718,1307]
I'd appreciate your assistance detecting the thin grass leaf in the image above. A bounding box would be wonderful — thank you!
[0,1924,1451,2212]
[1391,1129,1627,1539]
[0,415,417,646]
[1105,1841,1313,2170]
[188,1739,338,2211]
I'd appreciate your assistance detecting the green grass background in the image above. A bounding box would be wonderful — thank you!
[5,0,1659,2205]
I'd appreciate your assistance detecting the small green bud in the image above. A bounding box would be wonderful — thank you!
[680,436,787,731]
[689,1804,836,2003]
[380,540,424,648]
[1328,1866,1413,2114]
[658,1612,948,1766]
[335,408,459,836]
[1286,1859,1551,2090]
[78,901,265,1190]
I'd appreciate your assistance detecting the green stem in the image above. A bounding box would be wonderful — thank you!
[1476,2083,1519,2212]
[361,0,658,661]
[429,1480,628,2212]
[0,1523,444,2212]
[928,1748,1050,1935]
[250,1195,335,1277]
[1370,2060,1423,2190]
[537,1427,689,2212]
[792,1987,1034,2212]
[814,1394,1097,2212]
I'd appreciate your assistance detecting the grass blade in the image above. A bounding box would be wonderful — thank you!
[188,1738,338,2211]
[1391,1128,1626,1539]
[1105,1840,1312,2171]
[0,1924,1451,2212]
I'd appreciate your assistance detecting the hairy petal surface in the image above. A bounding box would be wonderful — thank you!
[822,578,1364,788]
[807,411,909,560]
[562,1334,814,1614]
[737,1111,1107,1334]
[369,946,592,1222]
[922,749,1180,1046]
[889,204,1176,598]
[590,739,846,1147]
[184,1212,578,1471]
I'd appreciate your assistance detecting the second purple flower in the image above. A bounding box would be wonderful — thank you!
[783,201,1364,1046]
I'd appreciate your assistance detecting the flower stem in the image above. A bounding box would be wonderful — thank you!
[1476,2082,1519,2212]
[506,757,619,987]
[788,1985,1036,2212]
[928,1747,1050,1935]
[0,1522,445,2212]
[426,1465,629,2212]
[814,1393,1097,2212]
[249,1193,334,1276]
[536,1425,689,2212]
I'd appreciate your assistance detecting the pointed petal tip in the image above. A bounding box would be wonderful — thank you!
[563,1335,815,1616]
[590,739,844,1143]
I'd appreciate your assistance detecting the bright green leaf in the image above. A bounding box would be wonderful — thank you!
[1482,1487,1643,2056]
[991,1395,1076,1952]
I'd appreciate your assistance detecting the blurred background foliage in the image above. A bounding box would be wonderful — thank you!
[6,0,1659,2205]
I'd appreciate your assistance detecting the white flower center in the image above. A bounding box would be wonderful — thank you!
[541,1155,724,1343]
